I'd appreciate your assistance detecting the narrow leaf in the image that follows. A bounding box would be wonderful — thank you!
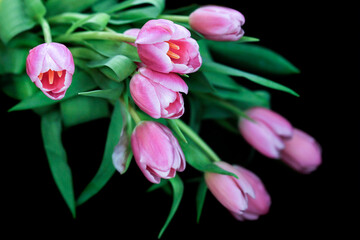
[207,41,300,75]
[41,110,76,217]
[76,100,123,206]
[201,60,299,96]
[78,88,123,101]
[167,119,188,144]
[45,0,97,16]
[196,178,207,223]
[158,175,184,239]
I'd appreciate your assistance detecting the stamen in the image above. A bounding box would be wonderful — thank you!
[48,70,54,84]
[57,71,62,78]
[166,41,180,50]
[38,73,43,80]
[167,51,180,60]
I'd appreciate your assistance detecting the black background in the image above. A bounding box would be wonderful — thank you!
[1,1,359,238]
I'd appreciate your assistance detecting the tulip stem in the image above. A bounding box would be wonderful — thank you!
[127,105,142,125]
[174,119,221,162]
[39,18,52,43]
[54,31,136,43]
[158,15,190,23]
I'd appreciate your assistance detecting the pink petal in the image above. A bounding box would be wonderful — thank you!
[137,43,173,73]
[135,19,175,44]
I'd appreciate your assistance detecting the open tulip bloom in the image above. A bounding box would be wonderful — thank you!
[1,0,322,238]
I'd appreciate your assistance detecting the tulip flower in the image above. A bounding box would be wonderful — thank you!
[189,5,245,41]
[231,165,271,221]
[135,19,202,74]
[205,161,255,215]
[239,107,293,159]
[26,42,74,100]
[130,67,188,119]
[280,128,322,174]
[131,121,186,183]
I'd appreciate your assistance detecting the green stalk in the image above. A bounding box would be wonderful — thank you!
[39,17,52,43]
[158,14,190,23]
[174,119,221,162]
[54,31,136,43]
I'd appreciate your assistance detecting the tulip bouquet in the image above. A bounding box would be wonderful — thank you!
[0,0,322,238]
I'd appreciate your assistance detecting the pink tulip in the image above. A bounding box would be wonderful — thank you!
[239,107,293,159]
[205,161,255,215]
[280,128,322,174]
[131,121,186,183]
[231,165,271,221]
[135,19,202,74]
[130,67,188,119]
[26,42,74,100]
[189,5,245,41]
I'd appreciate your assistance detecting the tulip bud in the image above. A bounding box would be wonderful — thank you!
[205,161,255,215]
[135,19,202,74]
[231,165,271,221]
[131,121,186,183]
[280,128,322,174]
[189,5,245,41]
[130,67,188,119]
[239,107,293,159]
[26,42,74,100]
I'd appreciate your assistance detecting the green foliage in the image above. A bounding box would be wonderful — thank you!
[41,110,76,218]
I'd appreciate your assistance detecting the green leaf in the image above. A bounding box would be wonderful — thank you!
[41,110,76,218]
[45,0,98,17]
[1,74,38,100]
[0,43,29,74]
[78,88,123,101]
[24,0,46,22]
[50,13,110,33]
[188,96,203,133]
[201,60,299,97]
[60,96,110,128]
[196,178,207,223]
[207,41,300,75]
[87,55,137,82]
[167,119,187,144]
[102,0,165,25]
[236,36,260,43]
[77,100,123,206]
[70,47,104,61]
[180,142,238,178]
[0,0,36,43]
[9,69,97,111]
[147,179,169,192]
[83,40,140,61]
[158,175,184,239]
[187,72,216,93]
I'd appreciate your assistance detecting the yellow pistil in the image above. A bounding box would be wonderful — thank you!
[38,73,43,80]
[57,71,62,78]
[166,41,180,50]
[167,50,180,59]
[48,69,54,84]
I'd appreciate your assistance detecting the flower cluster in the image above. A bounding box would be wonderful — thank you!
[9,1,322,237]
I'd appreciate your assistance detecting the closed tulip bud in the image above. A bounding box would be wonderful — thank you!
[239,107,293,159]
[231,165,271,221]
[130,67,188,119]
[135,19,202,74]
[26,42,74,100]
[189,5,245,41]
[205,161,255,215]
[280,129,322,174]
[131,121,186,183]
